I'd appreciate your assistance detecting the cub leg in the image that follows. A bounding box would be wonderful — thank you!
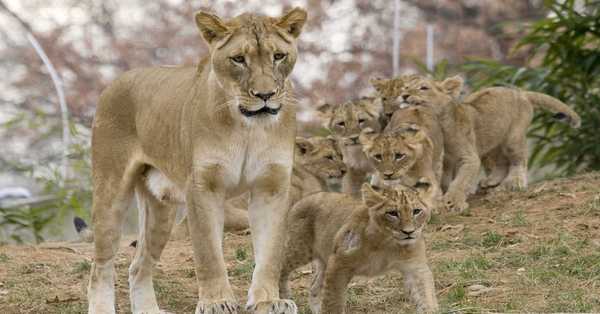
[247,164,297,314]
[187,165,239,314]
[279,235,314,300]
[342,168,367,198]
[308,259,327,314]
[479,148,509,189]
[402,264,439,314]
[443,147,481,212]
[88,161,142,314]
[129,180,177,314]
[320,257,354,314]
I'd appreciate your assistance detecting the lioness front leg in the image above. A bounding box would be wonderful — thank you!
[402,265,439,314]
[247,164,297,314]
[187,165,239,314]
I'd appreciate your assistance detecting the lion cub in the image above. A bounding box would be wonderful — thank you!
[360,123,441,210]
[401,76,581,211]
[279,182,438,314]
[319,98,382,197]
[370,74,420,127]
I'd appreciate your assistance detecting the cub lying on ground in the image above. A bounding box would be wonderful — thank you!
[319,98,382,197]
[279,182,438,314]
[401,76,581,211]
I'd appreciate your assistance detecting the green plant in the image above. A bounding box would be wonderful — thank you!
[461,0,600,175]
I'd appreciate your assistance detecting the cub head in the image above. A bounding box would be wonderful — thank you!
[360,124,431,183]
[361,182,432,245]
[400,75,464,113]
[195,8,307,118]
[370,74,421,124]
[295,136,346,181]
[318,98,382,147]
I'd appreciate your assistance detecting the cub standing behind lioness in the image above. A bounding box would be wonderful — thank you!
[318,98,382,197]
[88,7,307,314]
[401,76,581,211]
[279,182,438,314]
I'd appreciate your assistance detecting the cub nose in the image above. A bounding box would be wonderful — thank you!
[340,169,347,175]
[250,90,276,102]
[383,172,394,179]
[401,229,415,235]
[401,94,409,101]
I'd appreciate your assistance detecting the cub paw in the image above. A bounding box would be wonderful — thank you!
[247,299,298,314]
[499,175,527,191]
[195,300,240,314]
[443,194,469,213]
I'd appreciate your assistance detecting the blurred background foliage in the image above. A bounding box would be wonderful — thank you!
[0,0,597,243]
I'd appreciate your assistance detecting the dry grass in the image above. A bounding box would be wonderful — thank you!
[1,172,600,313]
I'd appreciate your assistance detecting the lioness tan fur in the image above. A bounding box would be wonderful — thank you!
[279,182,437,314]
[359,123,442,210]
[319,98,382,197]
[402,77,581,211]
[88,8,307,314]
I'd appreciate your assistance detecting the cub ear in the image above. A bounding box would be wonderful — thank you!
[414,177,432,194]
[361,183,386,208]
[195,11,229,45]
[339,229,361,254]
[440,75,464,98]
[276,7,307,38]
[369,77,388,92]
[400,124,426,144]
[362,97,383,119]
[359,127,378,149]
[316,103,333,114]
[295,137,314,155]
[316,103,334,128]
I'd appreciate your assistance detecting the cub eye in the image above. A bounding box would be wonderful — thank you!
[412,208,423,216]
[325,155,334,160]
[358,118,366,124]
[274,52,287,61]
[386,211,399,219]
[374,154,383,161]
[231,55,246,64]
[395,153,406,161]
[382,97,388,101]
[419,85,429,91]
[336,121,346,127]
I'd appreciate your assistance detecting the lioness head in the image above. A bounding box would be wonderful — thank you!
[360,124,431,183]
[295,136,346,180]
[195,8,307,118]
[399,75,463,113]
[318,98,382,147]
[370,74,420,124]
[361,182,432,245]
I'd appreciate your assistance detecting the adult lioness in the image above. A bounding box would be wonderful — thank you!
[88,8,307,314]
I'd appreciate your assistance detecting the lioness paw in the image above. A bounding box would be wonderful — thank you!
[195,300,240,314]
[247,299,297,314]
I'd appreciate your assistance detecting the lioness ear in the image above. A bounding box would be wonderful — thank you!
[276,7,307,38]
[361,183,386,208]
[195,11,229,45]
[440,75,464,98]
[295,137,314,155]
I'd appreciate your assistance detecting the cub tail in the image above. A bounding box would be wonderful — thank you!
[73,216,93,243]
[523,91,581,128]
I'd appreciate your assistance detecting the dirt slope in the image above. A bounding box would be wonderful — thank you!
[1,172,600,313]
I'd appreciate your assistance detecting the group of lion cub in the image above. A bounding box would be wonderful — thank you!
[171,73,580,314]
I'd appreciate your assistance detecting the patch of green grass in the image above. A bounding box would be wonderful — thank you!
[235,248,247,261]
[481,231,504,248]
[229,260,255,280]
[511,210,528,226]
[428,213,442,225]
[0,253,9,262]
[71,260,91,274]
[446,284,466,304]
[547,289,594,312]
[436,255,493,281]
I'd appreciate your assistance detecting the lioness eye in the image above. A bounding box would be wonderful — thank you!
[412,208,423,216]
[374,154,382,161]
[274,52,286,61]
[395,153,405,160]
[386,211,399,219]
[337,121,345,127]
[420,85,429,91]
[231,55,245,64]
[326,155,334,160]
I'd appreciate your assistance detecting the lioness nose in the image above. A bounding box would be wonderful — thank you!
[251,90,276,102]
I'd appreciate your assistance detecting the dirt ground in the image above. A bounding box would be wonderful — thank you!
[1,172,600,313]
